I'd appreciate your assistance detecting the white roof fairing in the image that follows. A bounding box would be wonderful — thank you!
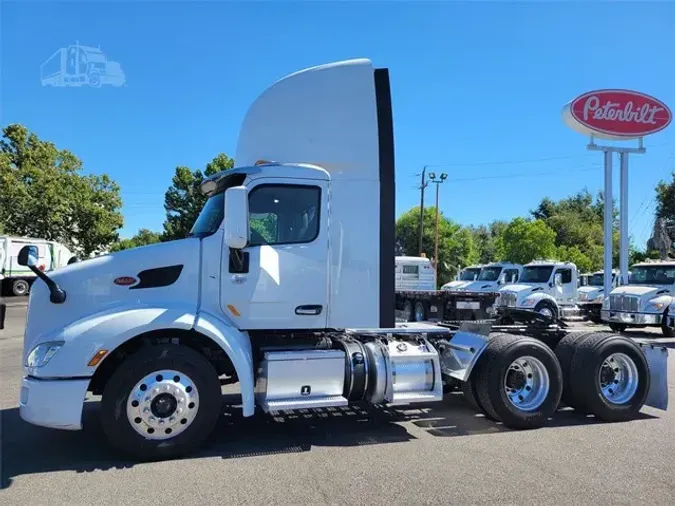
[235,59,381,182]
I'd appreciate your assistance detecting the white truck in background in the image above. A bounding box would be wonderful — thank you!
[0,236,76,296]
[12,59,668,461]
[602,260,675,337]
[576,270,620,323]
[447,262,522,293]
[441,265,482,290]
[495,260,583,322]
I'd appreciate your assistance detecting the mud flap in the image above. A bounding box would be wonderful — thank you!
[639,343,669,411]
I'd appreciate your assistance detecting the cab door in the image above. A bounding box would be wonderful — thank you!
[221,178,329,330]
[553,267,575,304]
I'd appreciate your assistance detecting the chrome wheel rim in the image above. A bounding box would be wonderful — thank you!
[504,356,550,411]
[126,369,199,440]
[538,307,554,318]
[598,353,638,404]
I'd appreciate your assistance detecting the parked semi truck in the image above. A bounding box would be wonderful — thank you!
[0,236,76,296]
[13,59,668,461]
[394,256,498,322]
[602,260,675,337]
[576,270,620,324]
[441,265,482,290]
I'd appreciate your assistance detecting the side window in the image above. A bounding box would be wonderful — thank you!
[248,184,321,246]
[505,269,518,282]
[558,268,572,284]
[402,265,419,276]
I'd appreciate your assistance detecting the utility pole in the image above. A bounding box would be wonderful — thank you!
[417,166,428,256]
[428,172,447,288]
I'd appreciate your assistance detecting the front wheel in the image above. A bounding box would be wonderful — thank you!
[414,301,427,322]
[100,344,222,461]
[534,300,558,322]
[12,279,30,296]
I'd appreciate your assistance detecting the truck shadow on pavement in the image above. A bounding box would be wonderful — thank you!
[1,392,657,489]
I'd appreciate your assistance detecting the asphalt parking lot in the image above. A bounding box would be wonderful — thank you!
[2,300,675,504]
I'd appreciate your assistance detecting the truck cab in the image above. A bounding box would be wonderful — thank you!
[447,262,521,293]
[496,260,579,321]
[394,256,436,291]
[440,265,482,291]
[601,260,675,336]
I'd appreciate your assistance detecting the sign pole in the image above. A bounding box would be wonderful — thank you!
[603,150,614,298]
[619,151,630,285]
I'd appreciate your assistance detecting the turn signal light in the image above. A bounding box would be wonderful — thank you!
[87,349,109,367]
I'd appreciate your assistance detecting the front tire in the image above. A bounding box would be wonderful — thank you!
[403,300,414,322]
[534,300,558,322]
[475,334,563,429]
[101,344,222,461]
[414,301,427,322]
[12,279,30,296]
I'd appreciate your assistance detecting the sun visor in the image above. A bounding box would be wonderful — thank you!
[235,59,382,181]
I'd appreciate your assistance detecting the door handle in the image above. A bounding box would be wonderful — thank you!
[295,305,323,315]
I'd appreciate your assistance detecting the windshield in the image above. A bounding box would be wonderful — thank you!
[478,266,502,281]
[589,273,604,287]
[460,268,481,281]
[629,265,675,285]
[189,173,247,238]
[520,266,553,283]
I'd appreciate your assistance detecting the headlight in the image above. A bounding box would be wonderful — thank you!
[644,301,667,313]
[522,298,537,307]
[25,341,64,368]
[592,293,605,302]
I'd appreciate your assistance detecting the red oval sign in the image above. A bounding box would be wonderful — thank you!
[114,276,137,286]
[569,89,671,138]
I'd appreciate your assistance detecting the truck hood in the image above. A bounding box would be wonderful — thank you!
[442,280,472,290]
[499,283,546,295]
[24,238,201,355]
[611,285,671,298]
[453,280,498,292]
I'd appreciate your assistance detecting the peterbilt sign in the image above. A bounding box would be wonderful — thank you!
[562,89,671,140]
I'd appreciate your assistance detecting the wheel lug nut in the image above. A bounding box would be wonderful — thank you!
[143,407,150,413]
[159,419,164,425]
[153,388,159,394]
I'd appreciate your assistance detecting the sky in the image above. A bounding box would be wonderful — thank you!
[2,0,674,250]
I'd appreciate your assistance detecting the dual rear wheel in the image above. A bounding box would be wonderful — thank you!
[461,331,650,429]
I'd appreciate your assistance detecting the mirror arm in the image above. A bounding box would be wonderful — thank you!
[29,266,67,304]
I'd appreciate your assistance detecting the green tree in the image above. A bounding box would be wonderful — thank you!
[530,189,619,271]
[396,206,478,286]
[501,218,557,265]
[556,245,593,273]
[109,228,162,252]
[655,171,675,222]
[0,124,123,256]
[162,153,234,240]
[471,220,507,263]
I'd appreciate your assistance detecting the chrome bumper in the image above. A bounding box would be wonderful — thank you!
[601,310,662,325]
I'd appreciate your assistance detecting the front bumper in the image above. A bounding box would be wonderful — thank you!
[20,376,90,430]
[601,310,662,326]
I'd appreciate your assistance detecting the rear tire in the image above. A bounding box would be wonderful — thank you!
[568,333,650,422]
[414,301,427,322]
[475,333,562,429]
[554,331,608,410]
[100,344,222,461]
[402,300,414,322]
[12,279,29,296]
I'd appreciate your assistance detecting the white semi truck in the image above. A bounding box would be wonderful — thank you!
[445,262,522,293]
[495,260,584,322]
[602,260,675,337]
[576,270,620,324]
[12,59,668,461]
[0,236,76,296]
[441,265,482,290]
